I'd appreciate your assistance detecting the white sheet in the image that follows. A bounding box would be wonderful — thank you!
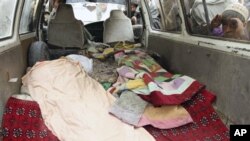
[22,58,155,141]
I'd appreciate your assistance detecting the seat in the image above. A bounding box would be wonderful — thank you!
[47,4,85,48]
[103,10,134,43]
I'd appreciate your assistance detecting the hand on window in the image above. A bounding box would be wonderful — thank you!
[211,14,222,29]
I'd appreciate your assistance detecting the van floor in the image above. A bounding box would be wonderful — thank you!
[0,46,230,141]
[214,105,233,128]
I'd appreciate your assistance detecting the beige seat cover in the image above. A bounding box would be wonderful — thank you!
[48,4,85,48]
[103,10,134,43]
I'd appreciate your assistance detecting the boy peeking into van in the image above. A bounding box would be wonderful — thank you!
[210,3,249,40]
[48,0,66,22]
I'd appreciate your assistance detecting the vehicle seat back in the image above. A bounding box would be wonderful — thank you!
[48,4,85,48]
[103,10,134,43]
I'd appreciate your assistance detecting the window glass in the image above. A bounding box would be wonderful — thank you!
[145,0,181,32]
[67,0,126,5]
[0,0,17,39]
[69,1,126,25]
[19,0,38,34]
[160,0,181,32]
[145,0,162,30]
[184,0,250,41]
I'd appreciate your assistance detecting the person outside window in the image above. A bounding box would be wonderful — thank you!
[131,2,138,25]
[48,0,66,23]
[148,0,161,29]
[210,3,249,40]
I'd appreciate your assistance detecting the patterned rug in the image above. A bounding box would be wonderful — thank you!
[1,97,59,141]
[144,90,230,141]
[1,90,229,141]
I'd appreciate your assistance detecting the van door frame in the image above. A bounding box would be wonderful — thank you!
[140,0,250,125]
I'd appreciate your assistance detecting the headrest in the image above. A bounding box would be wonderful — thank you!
[223,3,249,22]
[53,4,76,23]
[109,10,128,19]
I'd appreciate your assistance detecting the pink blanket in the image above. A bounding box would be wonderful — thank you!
[22,58,155,141]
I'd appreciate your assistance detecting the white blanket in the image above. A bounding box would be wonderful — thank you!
[22,58,155,141]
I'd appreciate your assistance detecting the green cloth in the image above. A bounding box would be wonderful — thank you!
[101,82,112,90]
[154,76,169,82]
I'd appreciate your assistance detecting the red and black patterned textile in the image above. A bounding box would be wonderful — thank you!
[1,90,229,141]
[139,73,205,106]
[144,89,230,141]
[1,97,59,141]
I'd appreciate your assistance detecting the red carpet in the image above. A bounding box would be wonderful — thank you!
[144,90,230,141]
[1,90,229,141]
[1,97,59,141]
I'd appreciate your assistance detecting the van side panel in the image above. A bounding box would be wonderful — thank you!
[0,45,26,107]
[147,35,250,125]
[0,36,35,106]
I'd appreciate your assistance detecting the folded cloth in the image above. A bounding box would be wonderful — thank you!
[144,90,229,141]
[109,90,193,129]
[109,90,149,125]
[138,104,193,129]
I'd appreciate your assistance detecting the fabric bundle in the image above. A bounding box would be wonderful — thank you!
[107,49,229,141]
[21,58,155,141]
[108,49,200,129]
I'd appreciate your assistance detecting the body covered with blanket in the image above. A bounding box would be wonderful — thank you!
[22,58,155,141]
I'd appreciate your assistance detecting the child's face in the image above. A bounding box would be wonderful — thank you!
[131,5,137,12]
[222,18,246,39]
[53,0,63,9]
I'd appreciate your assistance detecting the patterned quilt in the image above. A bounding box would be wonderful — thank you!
[110,49,205,106]
[108,48,229,140]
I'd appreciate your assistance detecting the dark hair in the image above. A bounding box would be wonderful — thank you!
[222,10,246,23]
[131,2,138,7]
[60,0,66,3]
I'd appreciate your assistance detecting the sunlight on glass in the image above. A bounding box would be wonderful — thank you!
[69,1,126,25]
[0,0,17,39]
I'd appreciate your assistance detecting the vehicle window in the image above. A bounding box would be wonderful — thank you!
[67,0,126,5]
[19,0,38,34]
[145,0,163,30]
[160,0,181,32]
[68,1,126,25]
[145,0,181,32]
[130,1,140,25]
[0,0,17,39]
[183,0,250,42]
